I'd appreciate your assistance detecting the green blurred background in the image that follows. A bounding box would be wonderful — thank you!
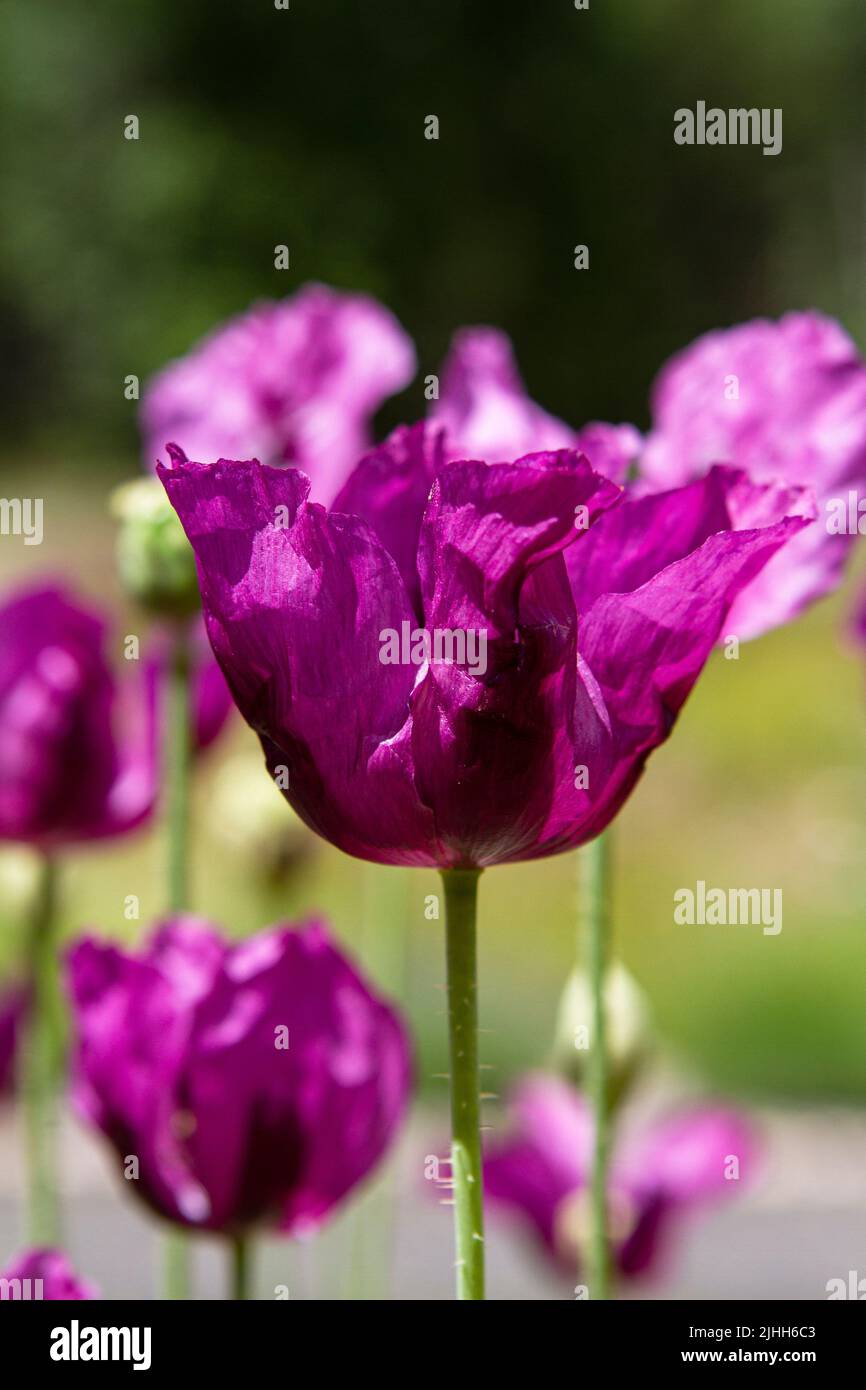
[2,0,866,1110]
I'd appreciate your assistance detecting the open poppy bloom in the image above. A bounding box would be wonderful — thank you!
[67,918,412,1236]
[432,325,642,483]
[642,312,866,638]
[141,283,416,504]
[484,1075,754,1282]
[158,430,811,869]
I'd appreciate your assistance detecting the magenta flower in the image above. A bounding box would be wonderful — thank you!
[484,1075,753,1281]
[0,1247,96,1299]
[642,312,866,638]
[431,326,641,482]
[432,326,577,459]
[159,438,809,868]
[0,585,155,847]
[141,284,416,504]
[67,917,412,1236]
[0,987,27,1096]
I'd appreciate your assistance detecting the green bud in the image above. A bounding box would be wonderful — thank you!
[208,753,312,886]
[551,962,652,1107]
[0,846,44,921]
[110,479,200,619]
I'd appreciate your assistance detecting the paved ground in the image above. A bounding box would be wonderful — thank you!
[2,1105,866,1300]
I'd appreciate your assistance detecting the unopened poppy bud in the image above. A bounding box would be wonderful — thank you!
[111,478,200,619]
[0,847,44,920]
[208,753,311,885]
[552,962,652,1105]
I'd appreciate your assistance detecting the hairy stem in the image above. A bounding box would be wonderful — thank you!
[23,854,61,1246]
[581,832,612,1299]
[441,868,485,1301]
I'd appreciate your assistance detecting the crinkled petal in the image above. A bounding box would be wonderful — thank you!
[574,421,643,486]
[432,327,577,461]
[410,454,621,865]
[642,311,866,635]
[525,468,813,853]
[67,921,226,1226]
[160,458,439,864]
[143,284,416,504]
[332,422,445,616]
[67,918,411,1235]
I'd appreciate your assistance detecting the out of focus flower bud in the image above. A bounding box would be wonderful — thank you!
[208,752,312,886]
[111,478,200,619]
[0,847,44,920]
[551,962,652,1105]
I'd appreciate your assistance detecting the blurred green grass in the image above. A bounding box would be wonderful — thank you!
[3,460,866,1105]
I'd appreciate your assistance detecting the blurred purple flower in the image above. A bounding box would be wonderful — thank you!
[431,326,577,458]
[0,987,27,1096]
[0,585,155,847]
[431,326,640,481]
[642,312,866,638]
[67,917,412,1236]
[0,1247,97,1299]
[160,439,809,868]
[141,284,416,504]
[484,1075,754,1281]
[572,420,643,487]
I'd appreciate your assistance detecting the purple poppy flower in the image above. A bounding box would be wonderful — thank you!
[0,986,27,1096]
[431,326,578,459]
[431,326,640,481]
[141,284,416,504]
[0,585,155,847]
[0,1247,97,1299]
[484,1075,753,1281]
[67,917,412,1236]
[641,312,866,638]
[159,437,809,869]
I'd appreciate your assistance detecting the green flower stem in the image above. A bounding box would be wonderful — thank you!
[580,832,612,1300]
[163,622,193,1299]
[23,853,61,1246]
[166,624,192,915]
[163,1231,190,1302]
[441,868,485,1301]
[230,1235,251,1300]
